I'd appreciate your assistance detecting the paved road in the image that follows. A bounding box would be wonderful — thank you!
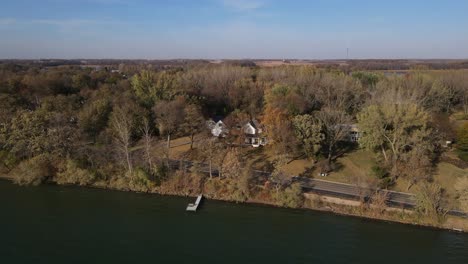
[299,177,416,207]
[167,158,467,217]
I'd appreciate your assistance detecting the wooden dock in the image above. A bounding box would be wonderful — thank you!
[186,195,203,211]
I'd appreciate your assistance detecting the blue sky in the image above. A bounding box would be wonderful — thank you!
[1,0,467,59]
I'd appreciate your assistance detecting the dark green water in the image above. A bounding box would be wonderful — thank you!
[1,180,467,264]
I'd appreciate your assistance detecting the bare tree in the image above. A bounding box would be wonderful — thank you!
[198,132,223,179]
[110,106,133,176]
[370,190,389,216]
[181,104,205,150]
[316,108,351,166]
[140,117,153,171]
[270,154,291,193]
[415,183,444,219]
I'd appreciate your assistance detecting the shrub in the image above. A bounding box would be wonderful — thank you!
[152,163,169,186]
[274,183,304,208]
[0,150,17,171]
[160,170,203,196]
[56,159,95,186]
[371,165,388,179]
[10,155,51,186]
[371,164,393,188]
[129,167,154,192]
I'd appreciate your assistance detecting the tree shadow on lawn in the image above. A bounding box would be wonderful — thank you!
[334,141,359,160]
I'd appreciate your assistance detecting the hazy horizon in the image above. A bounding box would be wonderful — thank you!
[2,0,468,59]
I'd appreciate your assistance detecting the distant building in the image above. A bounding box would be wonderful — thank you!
[347,124,360,142]
[338,124,361,142]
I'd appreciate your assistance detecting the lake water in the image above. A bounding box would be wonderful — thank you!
[1,180,467,264]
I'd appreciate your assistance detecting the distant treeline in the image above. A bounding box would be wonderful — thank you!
[2,59,468,71]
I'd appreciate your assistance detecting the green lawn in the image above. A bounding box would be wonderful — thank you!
[433,162,468,199]
[311,149,376,184]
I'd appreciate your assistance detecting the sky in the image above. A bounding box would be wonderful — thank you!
[1,0,468,59]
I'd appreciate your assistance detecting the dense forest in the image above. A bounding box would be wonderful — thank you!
[1,60,467,218]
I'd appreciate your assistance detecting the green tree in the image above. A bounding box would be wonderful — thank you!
[357,103,433,182]
[292,114,324,158]
[352,71,380,88]
[72,73,92,90]
[78,99,112,141]
[181,104,205,150]
[131,70,156,107]
[132,70,176,107]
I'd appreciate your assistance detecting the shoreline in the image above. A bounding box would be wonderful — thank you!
[1,175,466,233]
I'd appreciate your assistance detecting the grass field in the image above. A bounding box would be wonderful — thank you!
[433,162,468,199]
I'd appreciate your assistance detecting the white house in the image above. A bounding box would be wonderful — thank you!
[207,119,228,137]
[243,120,267,147]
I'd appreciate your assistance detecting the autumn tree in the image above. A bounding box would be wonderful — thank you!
[200,65,251,109]
[262,85,303,154]
[2,109,76,159]
[181,104,205,150]
[221,148,242,179]
[262,106,295,155]
[265,84,307,115]
[218,147,251,201]
[154,97,186,160]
